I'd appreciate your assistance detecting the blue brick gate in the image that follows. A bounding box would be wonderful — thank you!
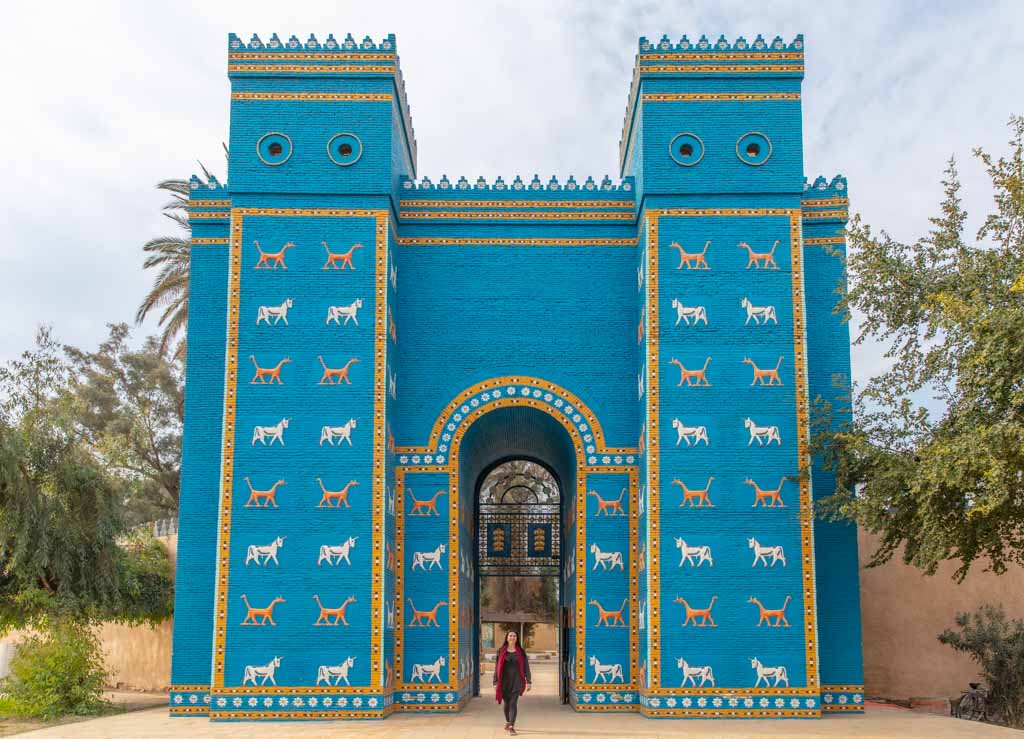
[169,31,864,721]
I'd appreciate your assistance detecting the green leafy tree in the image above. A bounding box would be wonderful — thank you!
[0,328,174,632]
[65,323,183,524]
[939,604,1024,727]
[813,117,1024,580]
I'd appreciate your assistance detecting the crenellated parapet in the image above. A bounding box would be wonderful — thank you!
[638,33,803,54]
[802,174,848,199]
[228,32,396,53]
[186,175,230,225]
[802,175,849,232]
[188,173,229,197]
[397,175,636,223]
[400,174,635,194]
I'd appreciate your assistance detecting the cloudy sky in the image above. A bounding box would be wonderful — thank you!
[1,0,1021,388]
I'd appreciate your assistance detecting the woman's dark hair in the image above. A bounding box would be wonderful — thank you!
[501,630,523,652]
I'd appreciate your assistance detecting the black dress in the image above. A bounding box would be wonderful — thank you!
[500,649,524,696]
[495,648,532,727]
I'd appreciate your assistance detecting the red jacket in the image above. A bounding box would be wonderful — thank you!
[493,645,529,703]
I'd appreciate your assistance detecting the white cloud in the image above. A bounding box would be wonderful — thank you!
[1,0,1021,403]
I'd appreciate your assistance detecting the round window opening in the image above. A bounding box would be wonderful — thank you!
[736,132,772,166]
[256,133,292,166]
[669,132,704,167]
[327,133,363,167]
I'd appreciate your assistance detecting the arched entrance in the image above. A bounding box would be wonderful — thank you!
[392,377,638,713]
[459,406,576,704]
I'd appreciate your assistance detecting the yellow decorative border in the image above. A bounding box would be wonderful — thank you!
[639,51,803,62]
[399,199,634,209]
[801,210,848,220]
[399,210,634,222]
[395,236,637,247]
[230,92,392,102]
[191,237,230,246]
[644,208,820,696]
[170,706,209,716]
[822,684,864,691]
[189,200,233,208]
[392,464,455,691]
[642,708,820,718]
[228,63,396,74]
[229,52,396,62]
[573,703,638,712]
[801,197,848,208]
[642,92,801,102]
[802,236,846,246]
[189,211,229,220]
[822,705,863,713]
[212,709,390,720]
[211,207,388,693]
[573,465,640,692]
[394,376,639,457]
[638,64,804,74]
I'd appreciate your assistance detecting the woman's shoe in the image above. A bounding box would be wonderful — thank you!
[509,727,517,736]
[504,723,511,732]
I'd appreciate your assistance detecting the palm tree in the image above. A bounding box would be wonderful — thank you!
[135,163,216,360]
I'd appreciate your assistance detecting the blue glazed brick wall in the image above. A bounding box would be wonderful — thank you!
[170,225,228,712]
[802,189,865,705]
[171,30,862,721]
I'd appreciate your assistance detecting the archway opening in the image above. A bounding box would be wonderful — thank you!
[477,459,560,697]
[456,405,578,706]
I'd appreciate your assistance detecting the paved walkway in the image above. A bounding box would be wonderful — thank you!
[12,665,1016,739]
[18,696,1019,738]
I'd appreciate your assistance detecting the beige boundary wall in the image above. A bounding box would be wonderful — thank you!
[51,530,1024,697]
[857,529,1024,700]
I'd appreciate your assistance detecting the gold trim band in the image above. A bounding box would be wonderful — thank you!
[229,64,396,74]
[640,51,803,62]
[230,92,392,102]
[801,197,848,207]
[642,92,800,102]
[803,236,845,246]
[229,52,396,62]
[396,236,637,247]
[639,64,804,74]
[802,210,848,220]
[400,211,634,222]
[399,199,634,209]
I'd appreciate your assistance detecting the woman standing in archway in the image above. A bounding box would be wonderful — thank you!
[493,630,532,734]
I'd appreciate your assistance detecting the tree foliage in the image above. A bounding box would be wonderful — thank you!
[813,117,1024,580]
[0,328,174,631]
[65,323,183,523]
[939,604,1024,727]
